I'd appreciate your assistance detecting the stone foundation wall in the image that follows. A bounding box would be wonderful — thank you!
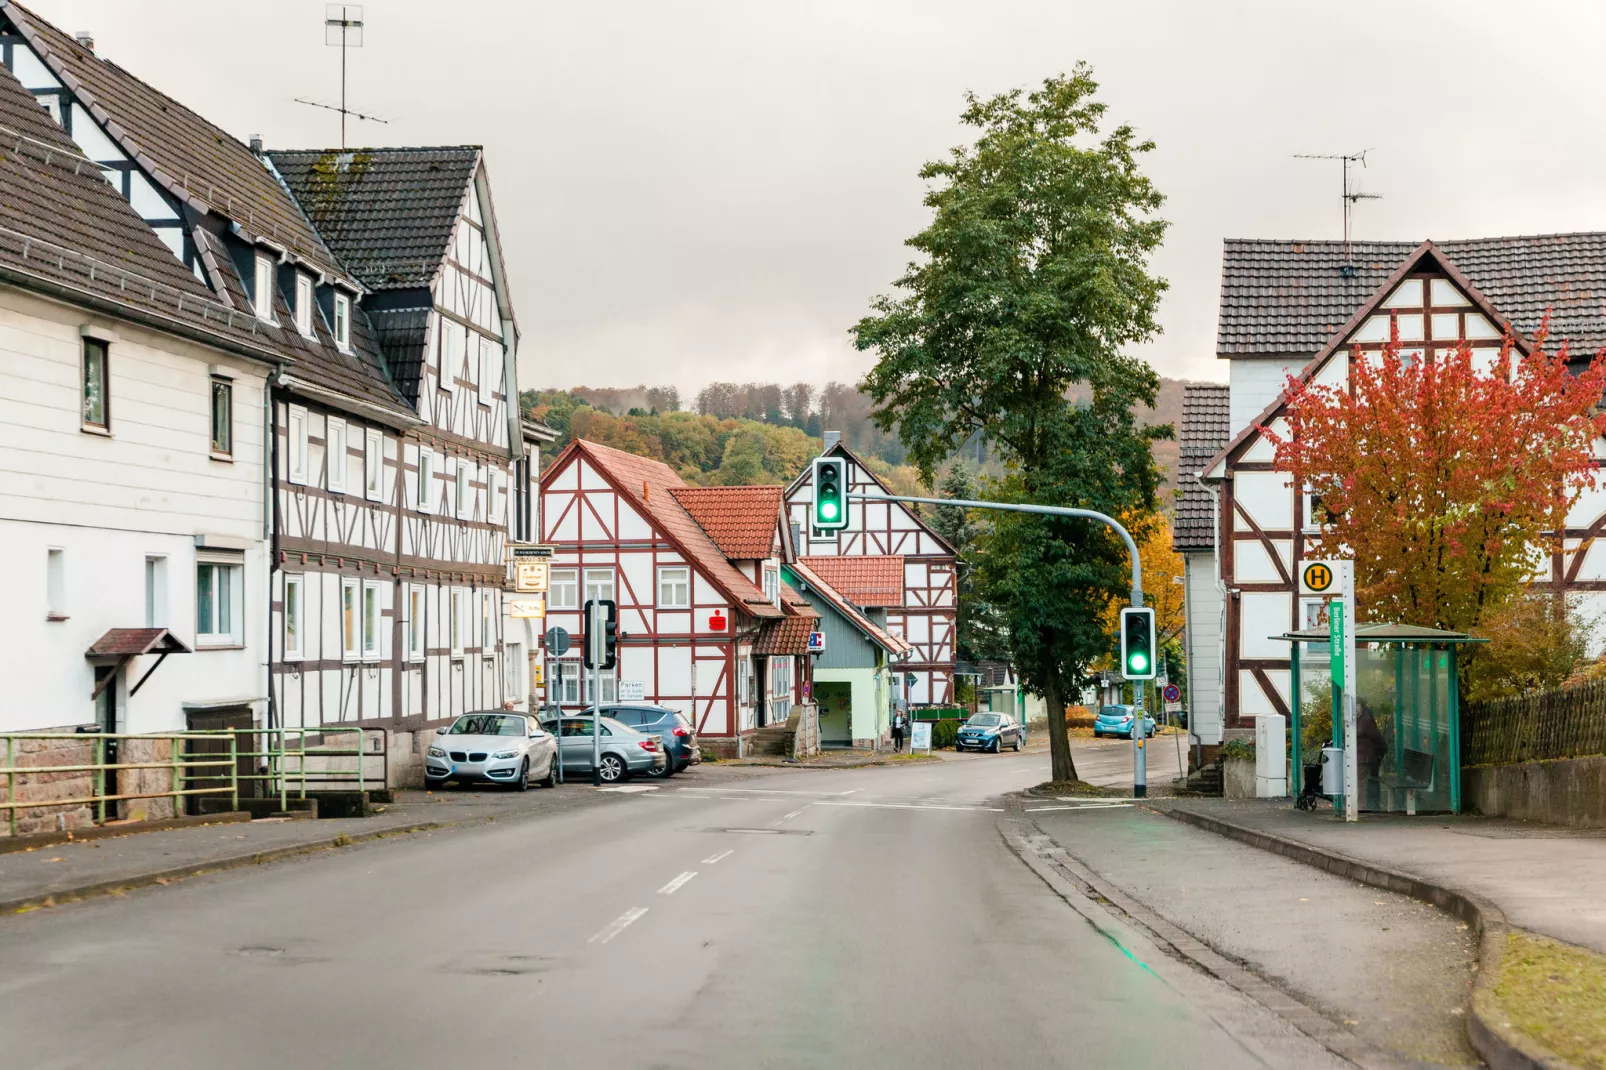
[1462,756,1606,828]
[0,731,178,837]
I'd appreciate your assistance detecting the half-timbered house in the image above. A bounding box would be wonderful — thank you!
[539,440,826,755]
[784,440,958,705]
[1190,235,1606,737]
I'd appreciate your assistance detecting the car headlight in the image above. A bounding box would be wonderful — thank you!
[493,749,518,760]
[428,746,446,758]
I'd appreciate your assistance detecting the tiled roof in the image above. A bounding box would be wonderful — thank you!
[1218,235,1606,357]
[670,486,782,559]
[1174,384,1229,552]
[797,555,903,607]
[550,440,782,619]
[268,147,479,291]
[787,560,912,656]
[753,593,818,657]
[84,628,189,659]
[0,64,289,360]
[3,2,349,284]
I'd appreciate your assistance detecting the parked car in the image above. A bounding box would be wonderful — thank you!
[424,712,558,791]
[955,712,1023,753]
[1092,704,1158,740]
[546,715,667,783]
[602,704,700,777]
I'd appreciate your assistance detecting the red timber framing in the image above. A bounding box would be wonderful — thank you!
[784,443,958,705]
[1203,242,1606,729]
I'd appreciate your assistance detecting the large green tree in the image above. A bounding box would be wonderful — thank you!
[853,67,1169,781]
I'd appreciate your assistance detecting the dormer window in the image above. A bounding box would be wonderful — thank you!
[763,565,779,608]
[333,292,351,352]
[294,273,314,337]
[252,254,275,322]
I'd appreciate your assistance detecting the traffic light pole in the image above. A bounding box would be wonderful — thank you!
[849,494,1148,794]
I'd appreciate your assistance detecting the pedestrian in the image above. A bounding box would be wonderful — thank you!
[1356,699,1387,809]
[892,711,907,752]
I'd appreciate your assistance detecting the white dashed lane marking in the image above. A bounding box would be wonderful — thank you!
[657,871,698,895]
[589,907,649,944]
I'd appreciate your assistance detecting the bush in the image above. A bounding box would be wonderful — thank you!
[930,720,961,750]
[1064,706,1096,729]
[1220,738,1255,761]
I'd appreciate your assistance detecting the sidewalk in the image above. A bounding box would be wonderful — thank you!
[1156,798,1606,956]
[0,763,766,915]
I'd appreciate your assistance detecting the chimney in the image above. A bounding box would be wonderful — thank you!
[822,430,841,452]
[249,135,264,156]
[74,31,94,53]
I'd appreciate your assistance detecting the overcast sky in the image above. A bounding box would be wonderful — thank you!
[32,1,1606,393]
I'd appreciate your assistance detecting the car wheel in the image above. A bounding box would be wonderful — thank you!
[512,758,529,792]
[645,752,674,778]
[598,754,626,783]
[1013,736,1022,752]
[990,738,1000,754]
[539,753,557,788]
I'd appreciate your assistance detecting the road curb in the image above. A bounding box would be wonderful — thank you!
[1153,804,1578,1070]
[0,811,252,855]
[0,820,445,917]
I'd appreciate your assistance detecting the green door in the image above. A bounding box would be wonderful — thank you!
[817,683,853,745]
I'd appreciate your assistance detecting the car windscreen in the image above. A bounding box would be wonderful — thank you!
[965,714,1001,727]
[450,715,526,736]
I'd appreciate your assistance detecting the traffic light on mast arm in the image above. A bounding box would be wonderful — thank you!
[1120,607,1156,681]
[812,456,849,530]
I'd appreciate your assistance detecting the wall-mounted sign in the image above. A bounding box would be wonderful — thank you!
[708,610,726,632]
[618,680,645,701]
[509,596,545,620]
[807,631,825,655]
[515,558,549,593]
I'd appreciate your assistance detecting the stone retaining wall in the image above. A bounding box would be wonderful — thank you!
[0,731,178,837]
[1462,755,1606,828]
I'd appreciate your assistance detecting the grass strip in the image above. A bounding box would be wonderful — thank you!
[1494,930,1606,1069]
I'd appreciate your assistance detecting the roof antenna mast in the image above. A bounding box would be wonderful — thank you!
[294,5,391,149]
[1294,150,1382,267]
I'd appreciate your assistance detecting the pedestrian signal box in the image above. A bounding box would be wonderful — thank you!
[1120,607,1156,681]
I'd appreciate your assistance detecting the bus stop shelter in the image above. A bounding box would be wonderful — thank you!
[1272,623,1485,814]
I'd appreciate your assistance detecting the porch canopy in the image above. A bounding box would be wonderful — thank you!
[1269,622,1485,813]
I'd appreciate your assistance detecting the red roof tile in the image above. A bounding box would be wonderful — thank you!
[787,560,911,656]
[669,486,782,559]
[753,613,814,657]
[546,441,782,619]
[797,556,904,607]
[84,628,190,659]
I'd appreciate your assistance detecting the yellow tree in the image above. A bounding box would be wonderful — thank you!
[1097,511,1185,668]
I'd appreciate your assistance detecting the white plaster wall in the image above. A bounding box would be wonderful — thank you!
[1183,552,1224,745]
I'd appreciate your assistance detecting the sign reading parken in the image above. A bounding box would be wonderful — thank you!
[1301,561,1336,594]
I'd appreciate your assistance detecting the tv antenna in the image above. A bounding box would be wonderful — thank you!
[1294,150,1382,263]
[292,5,387,149]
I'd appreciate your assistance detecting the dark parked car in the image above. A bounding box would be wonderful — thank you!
[955,712,1023,753]
[602,704,700,777]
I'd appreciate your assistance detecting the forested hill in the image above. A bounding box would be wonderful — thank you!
[521,376,1206,498]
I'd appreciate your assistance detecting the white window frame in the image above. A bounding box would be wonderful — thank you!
[252,253,275,322]
[549,568,579,611]
[478,335,496,406]
[333,292,351,352]
[450,587,467,658]
[364,428,384,501]
[456,460,474,519]
[554,657,582,704]
[46,547,66,620]
[658,565,691,609]
[196,553,244,648]
[480,590,495,657]
[294,273,315,337]
[145,555,167,629]
[763,565,780,608]
[325,417,347,493]
[417,448,435,513]
[1301,485,1323,534]
[341,578,360,661]
[287,405,309,486]
[283,574,304,660]
[406,584,426,661]
[209,376,232,457]
[583,568,615,606]
[487,468,503,525]
[81,337,109,432]
[362,580,382,661]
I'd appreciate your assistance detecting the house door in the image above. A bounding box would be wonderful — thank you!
[95,666,120,819]
[816,683,853,747]
[184,706,255,814]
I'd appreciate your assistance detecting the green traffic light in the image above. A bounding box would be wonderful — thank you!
[1128,652,1148,673]
[820,501,838,520]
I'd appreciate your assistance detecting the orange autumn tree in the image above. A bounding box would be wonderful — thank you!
[1263,323,1606,634]
[1097,510,1185,662]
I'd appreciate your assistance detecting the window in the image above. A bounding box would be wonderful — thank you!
[584,568,615,606]
[209,377,232,456]
[145,556,167,627]
[449,588,469,657]
[549,568,578,610]
[763,566,779,608]
[480,590,495,655]
[294,273,314,337]
[283,574,303,659]
[456,460,474,518]
[505,642,524,697]
[364,428,383,500]
[1301,485,1322,533]
[197,556,243,647]
[406,584,425,660]
[478,336,496,406]
[740,656,754,707]
[658,566,690,609]
[487,468,503,525]
[39,93,62,125]
[333,292,351,352]
[252,254,274,321]
[362,581,382,660]
[417,449,435,512]
[553,657,582,704]
[287,405,309,485]
[771,656,793,699]
[82,337,108,431]
[325,418,347,493]
[341,579,360,660]
[46,548,66,620]
[442,324,462,387]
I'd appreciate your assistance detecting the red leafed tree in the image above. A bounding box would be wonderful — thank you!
[1262,324,1606,633]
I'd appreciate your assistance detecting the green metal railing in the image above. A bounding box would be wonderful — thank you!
[1,726,385,837]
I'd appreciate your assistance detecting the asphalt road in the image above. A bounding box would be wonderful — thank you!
[0,745,1343,1069]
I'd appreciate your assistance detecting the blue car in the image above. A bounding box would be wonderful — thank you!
[1092,704,1157,740]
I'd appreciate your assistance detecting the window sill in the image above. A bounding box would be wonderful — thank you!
[210,451,234,464]
[196,642,245,651]
[81,424,111,437]
[45,612,69,622]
